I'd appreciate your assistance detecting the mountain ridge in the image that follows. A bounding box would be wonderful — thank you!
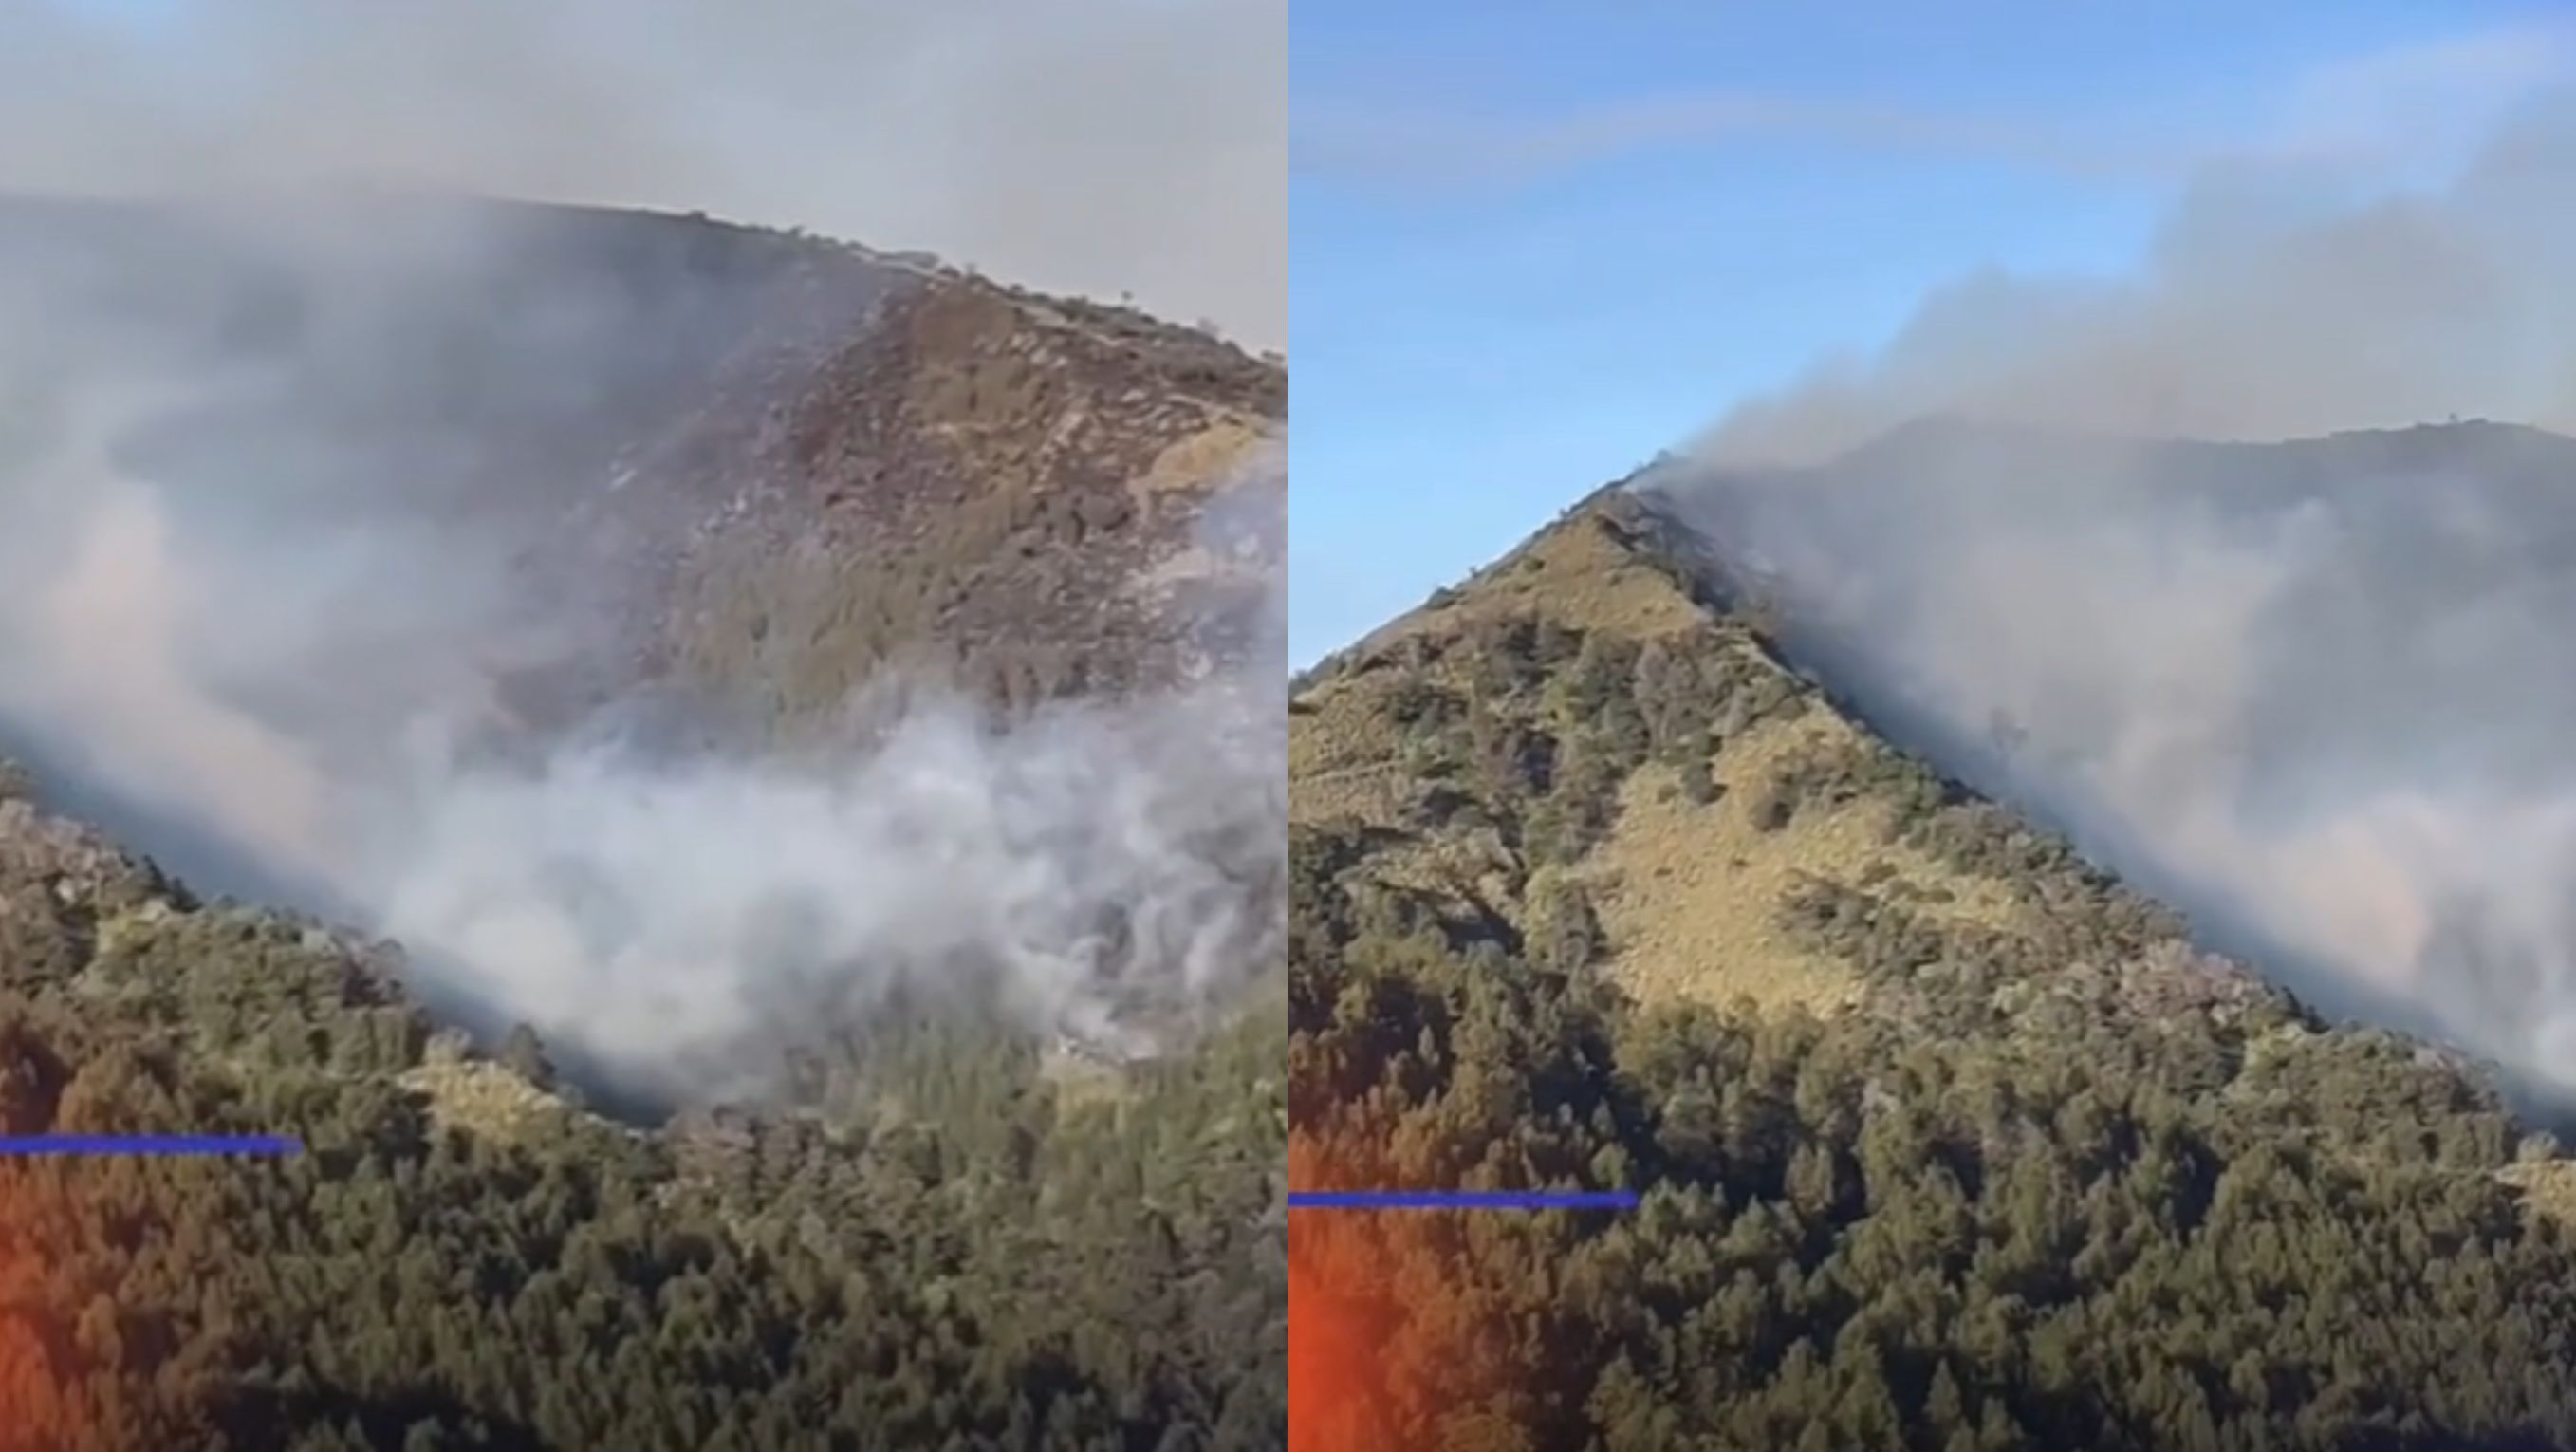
[1301,420,2571,1072]
[0,189,1284,728]
[1288,421,2576,1450]
[0,194,1288,1449]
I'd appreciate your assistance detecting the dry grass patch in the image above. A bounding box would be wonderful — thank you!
[2499,1161,2576,1226]
[400,1059,574,1143]
[1288,673,1422,827]
[1585,713,2023,1015]
[1357,512,1706,666]
[1469,516,1707,642]
[1292,762,1412,827]
[1133,411,1270,503]
[1368,826,1519,915]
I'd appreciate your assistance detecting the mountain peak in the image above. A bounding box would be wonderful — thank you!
[1289,417,2576,1450]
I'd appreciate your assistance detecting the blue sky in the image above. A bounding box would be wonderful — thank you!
[1288,1,2576,665]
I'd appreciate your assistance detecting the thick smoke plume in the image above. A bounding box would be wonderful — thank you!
[1701,87,2576,469]
[0,97,1282,1108]
[0,0,1284,349]
[1653,85,2576,1104]
[378,571,1285,1101]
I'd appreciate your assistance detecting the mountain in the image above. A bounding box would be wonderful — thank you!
[1288,424,2576,1451]
[0,195,1284,1450]
[1640,417,2576,1096]
[0,190,1281,735]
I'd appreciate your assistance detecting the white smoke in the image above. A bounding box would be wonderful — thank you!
[0,363,1281,1101]
[1698,85,2576,468]
[0,0,1284,349]
[1640,81,2576,1107]
[1653,431,2576,1107]
[0,138,1282,1107]
[380,670,1281,1083]
[0,0,1284,1102]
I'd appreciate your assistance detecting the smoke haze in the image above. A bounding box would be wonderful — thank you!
[0,7,1285,1107]
[1700,86,2576,469]
[1651,85,2576,1104]
[0,0,1285,349]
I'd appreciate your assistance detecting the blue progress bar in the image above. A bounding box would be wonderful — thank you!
[1290,1190,1639,1210]
[0,1135,302,1157]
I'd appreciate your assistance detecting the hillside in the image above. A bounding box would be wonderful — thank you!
[1288,460,2576,1451]
[0,190,1281,736]
[1636,417,2576,1092]
[0,195,1284,1450]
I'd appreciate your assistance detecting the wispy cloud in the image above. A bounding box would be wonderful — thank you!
[1296,91,2196,192]
[1296,18,2576,200]
[2262,19,2576,169]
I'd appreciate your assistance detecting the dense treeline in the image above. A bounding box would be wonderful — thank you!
[0,793,1286,1451]
[1289,572,2576,1452]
